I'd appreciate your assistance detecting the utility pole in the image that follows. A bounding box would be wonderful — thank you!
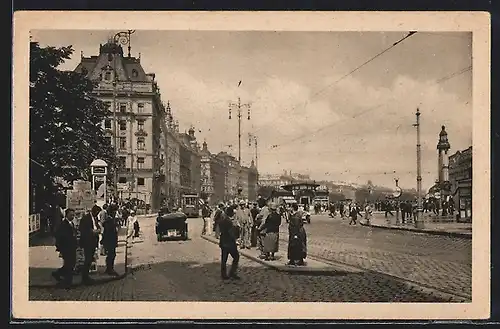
[413,108,425,229]
[229,97,251,197]
[228,97,251,163]
[394,177,400,225]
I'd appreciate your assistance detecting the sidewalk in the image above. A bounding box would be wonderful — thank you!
[201,234,362,275]
[29,227,129,288]
[360,214,472,238]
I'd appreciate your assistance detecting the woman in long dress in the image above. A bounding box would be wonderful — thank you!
[287,203,307,266]
[260,203,281,261]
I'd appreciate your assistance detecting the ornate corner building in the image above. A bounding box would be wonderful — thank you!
[74,40,163,211]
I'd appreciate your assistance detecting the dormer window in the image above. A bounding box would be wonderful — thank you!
[132,69,138,78]
[104,71,112,81]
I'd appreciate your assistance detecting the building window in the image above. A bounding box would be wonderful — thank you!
[137,119,145,130]
[119,137,127,149]
[104,71,112,81]
[137,177,145,186]
[104,119,111,129]
[104,136,112,145]
[119,120,127,130]
[137,157,145,169]
[119,103,127,113]
[104,101,112,110]
[137,103,144,113]
[118,156,126,168]
[118,176,127,183]
[132,69,138,78]
[137,137,146,150]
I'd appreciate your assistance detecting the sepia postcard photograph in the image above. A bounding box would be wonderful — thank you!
[12,11,490,320]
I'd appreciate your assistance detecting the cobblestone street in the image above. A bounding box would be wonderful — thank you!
[279,214,472,299]
[30,216,451,302]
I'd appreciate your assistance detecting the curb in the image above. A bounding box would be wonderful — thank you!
[29,238,129,289]
[359,222,472,239]
[200,235,346,276]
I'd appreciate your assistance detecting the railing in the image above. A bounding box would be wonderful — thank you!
[29,213,41,234]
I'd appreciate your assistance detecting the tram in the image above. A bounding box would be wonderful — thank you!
[181,193,200,218]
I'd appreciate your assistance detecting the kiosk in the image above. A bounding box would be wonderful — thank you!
[90,159,108,207]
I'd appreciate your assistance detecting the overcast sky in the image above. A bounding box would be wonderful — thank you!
[31,30,472,190]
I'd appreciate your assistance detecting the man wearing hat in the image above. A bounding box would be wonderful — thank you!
[218,207,241,280]
[235,200,252,249]
[213,202,225,239]
[256,202,271,259]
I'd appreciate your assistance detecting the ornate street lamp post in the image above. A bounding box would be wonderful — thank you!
[229,97,251,200]
[111,30,135,198]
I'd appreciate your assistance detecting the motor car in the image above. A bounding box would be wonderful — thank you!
[156,212,188,241]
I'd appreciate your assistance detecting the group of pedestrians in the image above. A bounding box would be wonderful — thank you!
[211,196,309,281]
[52,201,137,288]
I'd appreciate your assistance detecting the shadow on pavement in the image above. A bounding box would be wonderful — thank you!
[29,232,56,247]
[29,265,126,289]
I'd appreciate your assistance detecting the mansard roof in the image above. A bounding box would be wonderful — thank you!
[74,41,149,82]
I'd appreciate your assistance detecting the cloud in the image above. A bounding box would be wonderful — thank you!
[156,65,471,190]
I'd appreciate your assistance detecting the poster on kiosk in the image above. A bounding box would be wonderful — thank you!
[90,159,108,208]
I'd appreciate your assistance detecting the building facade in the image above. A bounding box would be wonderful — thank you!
[74,40,163,210]
[178,128,201,196]
[258,174,291,188]
[239,165,250,199]
[216,152,241,200]
[158,101,182,209]
[200,141,226,205]
[449,146,472,221]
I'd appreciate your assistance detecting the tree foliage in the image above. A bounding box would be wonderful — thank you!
[30,42,117,207]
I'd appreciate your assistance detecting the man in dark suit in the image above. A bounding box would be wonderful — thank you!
[79,206,101,284]
[219,211,240,280]
[102,208,120,276]
[52,208,78,287]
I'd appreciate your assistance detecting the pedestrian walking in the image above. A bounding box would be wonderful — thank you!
[127,210,138,241]
[250,203,259,247]
[259,203,281,261]
[98,204,108,256]
[78,207,101,285]
[349,204,362,225]
[256,203,270,259]
[52,208,78,288]
[235,200,252,249]
[201,204,211,236]
[218,210,240,280]
[364,203,373,226]
[384,201,394,218]
[213,203,225,239]
[287,203,307,266]
[102,208,120,276]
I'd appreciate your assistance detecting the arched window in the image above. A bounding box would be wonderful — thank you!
[132,69,138,78]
